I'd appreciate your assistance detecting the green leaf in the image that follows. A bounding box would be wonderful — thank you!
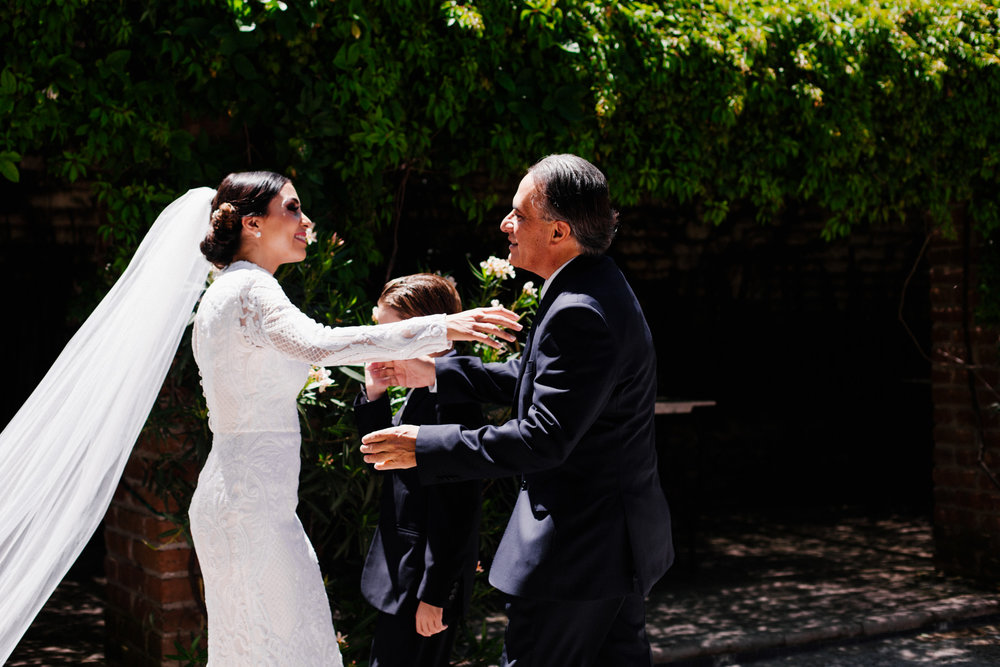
[496,70,516,93]
[0,158,19,183]
[105,49,132,71]
[338,366,366,383]
[0,68,15,95]
[231,54,258,80]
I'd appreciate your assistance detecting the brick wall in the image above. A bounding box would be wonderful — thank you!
[928,217,1000,580]
[104,432,205,666]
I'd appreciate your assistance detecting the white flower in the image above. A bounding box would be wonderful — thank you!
[305,228,318,245]
[480,255,515,280]
[522,281,537,297]
[306,366,334,393]
[491,299,501,308]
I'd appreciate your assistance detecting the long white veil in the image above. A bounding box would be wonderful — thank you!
[0,187,215,661]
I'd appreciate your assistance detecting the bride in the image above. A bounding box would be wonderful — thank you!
[192,171,520,664]
[0,170,519,664]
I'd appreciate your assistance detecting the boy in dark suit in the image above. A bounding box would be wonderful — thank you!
[354,273,484,667]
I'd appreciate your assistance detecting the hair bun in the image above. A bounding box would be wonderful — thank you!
[211,202,238,231]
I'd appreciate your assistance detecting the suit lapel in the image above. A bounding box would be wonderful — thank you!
[512,328,534,404]
[512,257,578,401]
[513,290,552,402]
[510,255,608,403]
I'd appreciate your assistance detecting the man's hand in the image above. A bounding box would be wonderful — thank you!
[415,601,447,637]
[360,425,419,470]
[367,356,436,389]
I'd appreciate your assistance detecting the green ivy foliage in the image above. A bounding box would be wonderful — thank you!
[5,1,998,251]
[4,1,1000,663]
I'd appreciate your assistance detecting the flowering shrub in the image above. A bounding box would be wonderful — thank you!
[479,255,516,281]
[465,256,538,364]
[302,365,333,396]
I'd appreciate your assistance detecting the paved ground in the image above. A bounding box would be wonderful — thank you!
[645,511,1000,666]
[6,575,105,665]
[713,622,1000,666]
[8,510,1000,666]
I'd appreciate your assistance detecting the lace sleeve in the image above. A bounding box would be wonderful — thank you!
[241,278,449,365]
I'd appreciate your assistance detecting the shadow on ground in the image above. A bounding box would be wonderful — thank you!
[647,511,1000,665]
[6,575,105,666]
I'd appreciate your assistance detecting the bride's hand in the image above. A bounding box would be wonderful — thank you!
[445,305,521,349]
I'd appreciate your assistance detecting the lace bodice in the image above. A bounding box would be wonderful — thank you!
[192,261,447,434]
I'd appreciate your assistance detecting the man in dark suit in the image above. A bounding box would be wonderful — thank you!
[361,154,674,666]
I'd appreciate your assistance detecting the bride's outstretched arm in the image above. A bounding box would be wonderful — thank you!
[245,280,520,366]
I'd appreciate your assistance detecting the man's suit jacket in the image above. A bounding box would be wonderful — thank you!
[354,383,483,617]
[416,254,674,601]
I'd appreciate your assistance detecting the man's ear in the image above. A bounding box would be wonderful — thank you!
[551,220,573,243]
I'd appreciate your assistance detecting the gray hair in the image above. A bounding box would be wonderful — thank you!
[527,154,619,255]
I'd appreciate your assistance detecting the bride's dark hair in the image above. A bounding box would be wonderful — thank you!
[200,171,291,268]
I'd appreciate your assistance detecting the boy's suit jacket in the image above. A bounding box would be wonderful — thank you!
[354,379,483,616]
[416,254,674,600]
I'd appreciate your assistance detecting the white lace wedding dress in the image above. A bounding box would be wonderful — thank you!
[189,261,447,666]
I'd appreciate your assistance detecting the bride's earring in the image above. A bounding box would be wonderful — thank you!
[255,231,262,238]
